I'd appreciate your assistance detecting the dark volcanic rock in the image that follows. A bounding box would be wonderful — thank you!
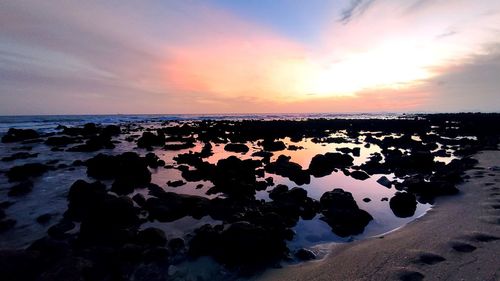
[2,128,39,143]
[138,227,167,247]
[350,170,370,180]
[145,152,165,168]
[190,221,289,268]
[261,139,286,151]
[224,143,249,153]
[377,176,392,188]
[145,188,209,222]
[67,134,115,152]
[320,188,373,237]
[402,175,458,201]
[137,130,165,149]
[164,142,196,150]
[308,153,354,177]
[207,156,262,198]
[78,195,139,245]
[132,193,147,207]
[251,150,273,163]
[6,163,49,182]
[0,250,41,281]
[269,187,319,220]
[167,180,186,187]
[61,123,99,136]
[0,219,16,233]
[8,181,34,196]
[295,248,316,261]
[47,220,75,239]
[389,192,417,218]
[36,213,53,224]
[86,152,151,193]
[265,155,310,185]
[65,180,107,221]
[268,184,289,201]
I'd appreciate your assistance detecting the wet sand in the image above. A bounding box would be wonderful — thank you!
[257,150,500,281]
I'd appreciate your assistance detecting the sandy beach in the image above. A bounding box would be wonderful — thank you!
[257,150,500,281]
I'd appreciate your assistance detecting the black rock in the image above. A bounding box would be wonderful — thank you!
[137,131,165,149]
[295,248,316,261]
[138,227,167,247]
[206,156,262,199]
[168,237,185,253]
[47,220,75,239]
[8,181,34,196]
[145,190,209,222]
[0,219,16,233]
[377,176,392,188]
[389,192,417,218]
[266,155,310,185]
[67,134,115,152]
[268,184,289,201]
[145,152,165,168]
[2,128,39,143]
[132,193,147,207]
[308,153,354,177]
[78,195,139,245]
[65,180,107,221]
[36,213,53,224]
[167,180,186,187]
[6,163,49,182]
[224,143,249,153]
[0,249,41,281]
[86,152,152,189]
[351,170,370,180]
[261,140,286,151]
[320,188,373,237]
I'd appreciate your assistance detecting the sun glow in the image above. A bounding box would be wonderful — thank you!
[299,41,441,98]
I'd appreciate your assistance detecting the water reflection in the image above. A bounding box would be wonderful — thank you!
[0,126,455,253]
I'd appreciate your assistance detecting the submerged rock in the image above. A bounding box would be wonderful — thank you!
[8,181,34,196]
[6,163,49,182]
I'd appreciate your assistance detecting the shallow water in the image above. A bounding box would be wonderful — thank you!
[0,114,456,265]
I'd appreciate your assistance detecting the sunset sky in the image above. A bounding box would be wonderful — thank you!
[1,0,499,115]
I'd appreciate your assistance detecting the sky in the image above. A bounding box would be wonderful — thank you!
[0,0,499,115]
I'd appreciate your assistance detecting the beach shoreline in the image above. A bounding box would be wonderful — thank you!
[257,150,500,281]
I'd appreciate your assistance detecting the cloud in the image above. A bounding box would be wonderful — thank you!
[339,0,375,24]
[1,0,500,114]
